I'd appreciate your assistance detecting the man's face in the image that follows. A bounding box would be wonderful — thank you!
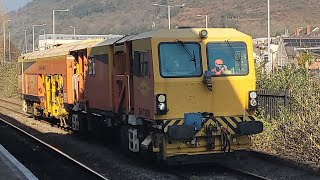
[215,62,223,68]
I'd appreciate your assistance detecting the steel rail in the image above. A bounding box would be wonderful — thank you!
[0,117,108,180]
[250,150,320,176]
[0,102,71,133]
[224,166,272,180]
[0,99,21,107]
[0,104,27,116]
[0,99,271,179]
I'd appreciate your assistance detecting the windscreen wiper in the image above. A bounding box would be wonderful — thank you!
[176,40,197,68]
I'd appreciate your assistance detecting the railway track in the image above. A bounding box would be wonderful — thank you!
[0,104,27,116]
[0,99,271,179]
[0,98,26,116]
[222,165,271,180]
[0,116,108,180]
[0,98,318,180]
[168,163,272,180]
[0,98,70,130]
[249,150,320,177]
[0,98,21,107]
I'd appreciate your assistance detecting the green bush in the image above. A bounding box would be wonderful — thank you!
[253,65,320,166]
[0,63,19,99]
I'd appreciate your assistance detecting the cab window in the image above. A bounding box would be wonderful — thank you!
[159,42,202,78]
[88,56,95,76]
[133,51,149,77]
[207,42,248,76]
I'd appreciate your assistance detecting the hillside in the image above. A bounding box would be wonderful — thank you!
[6,0,320,51]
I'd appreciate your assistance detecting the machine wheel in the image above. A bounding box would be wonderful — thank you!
[22,100,28,113]
[32,107,40,120]
[120,125,130,153]
[79,114,88,134]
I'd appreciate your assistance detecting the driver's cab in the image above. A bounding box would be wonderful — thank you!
[152,28,256,119]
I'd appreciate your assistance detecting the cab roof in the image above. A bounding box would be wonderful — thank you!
[19,28,251,62]
[19,39,103,61]
[92,28,251,48]
[129,28,251,41]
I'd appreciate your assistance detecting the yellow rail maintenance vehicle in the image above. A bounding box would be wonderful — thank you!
[143,28,263,163]
[18,28,263,164]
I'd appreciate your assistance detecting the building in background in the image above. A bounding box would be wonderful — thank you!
[253,37,278,73]
[253,26,320,75]
[38,34,123,51]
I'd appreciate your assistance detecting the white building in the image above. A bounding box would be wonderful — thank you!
[253,37,279,73]
[38,34,123,51]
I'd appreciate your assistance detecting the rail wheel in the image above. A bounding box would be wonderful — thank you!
[120,125,130,153]
[32,107,40,120]
[22,100,28,113]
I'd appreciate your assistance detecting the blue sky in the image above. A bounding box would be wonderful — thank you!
[3,0,32,11]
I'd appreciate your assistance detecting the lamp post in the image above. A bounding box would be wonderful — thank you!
[33,24,46,52]
[41,29,46,50]
[3,19,11,63]
[153,3,185,29]
[22,29,28,53]
[8,29,11,62]
[267,0,271,71]
[69,26,75,35]
[196,14,208,28]
[53,9,69,44]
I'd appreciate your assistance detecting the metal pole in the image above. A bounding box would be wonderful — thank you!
[52,9,69,47]
[53,10,55,45]
[3,20,11,63]
[196,14,208,28]
[280,40,282,67]
[267,0,271,72]
[205,15,208,28]
[153,4,183,29]
[8,29,11,62]
[70,26,75,35]
[168,6,171,29]
[22,55,24,94]
[32,24,46,52]
[23,29,28,53]
[42,29,46,50]
[3,22,5,63]
[32,25,35,52]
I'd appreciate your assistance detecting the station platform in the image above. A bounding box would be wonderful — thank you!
[0,145,38,180]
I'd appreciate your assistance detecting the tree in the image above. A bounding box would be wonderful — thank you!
[297,52,313,68]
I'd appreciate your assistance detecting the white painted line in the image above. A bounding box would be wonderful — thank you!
[0,144,38,180]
